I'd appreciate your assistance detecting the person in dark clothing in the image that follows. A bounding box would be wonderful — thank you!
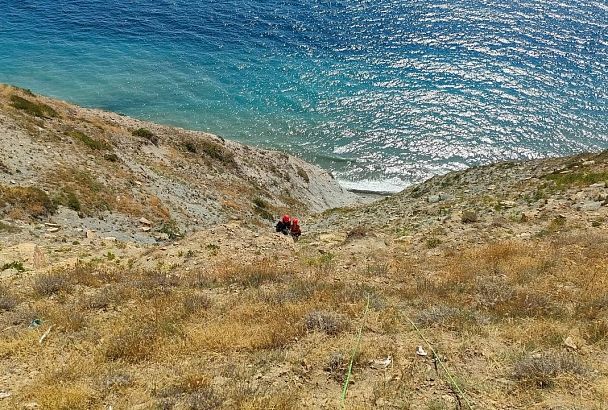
[276,214,291,235]
[290,218,302,242]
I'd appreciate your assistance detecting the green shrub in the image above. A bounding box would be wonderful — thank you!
[10,95,57,118]
[67,130,110,150]
[1,261,25,272]
[159,219,182,239]
[132,128,159,145]
[53,189,81,212]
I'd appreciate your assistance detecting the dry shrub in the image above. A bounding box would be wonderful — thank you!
[415,305,483,329]
[513,351,586,387]
[100,371,132,392]
[345,226,368,242]
[584,320,608,345]
[46,304,86,332]
[213,259,284,287]
[0,185,55,219]
[104,323,160,363]
[84,284,130,310]
[36,383,95,410]
[182,292,211,315]
[157,373,222,409]
[0,285,18,311]
[304,310,345,335]
[32,271,72,296]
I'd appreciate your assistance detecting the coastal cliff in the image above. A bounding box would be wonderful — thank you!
[1,85,608,409]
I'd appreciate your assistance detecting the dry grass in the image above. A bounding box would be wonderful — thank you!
[0,184,56,219]
[2,229,608,408]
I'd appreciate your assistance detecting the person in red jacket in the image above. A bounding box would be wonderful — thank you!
[290,218,302,241]
[275,214,291,235]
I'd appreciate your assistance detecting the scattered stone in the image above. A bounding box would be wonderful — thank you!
[563,336,577,350]
[499,200,517,208]
[46,227,60,233]
[103,237,117,242]
[86,229,97,239]
[139,217,152,226]
[44,222,60,228]
[141,226,151,232]
[0,391,11,399]
[416,346,427,357]
[156,233,170,241]
[577,201,602,212]
[582,160,596,166]
[370,356,393,369]
[590,182,606,188]
[427,194,441,204]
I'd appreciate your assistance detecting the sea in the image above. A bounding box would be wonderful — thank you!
[1,0,607,192]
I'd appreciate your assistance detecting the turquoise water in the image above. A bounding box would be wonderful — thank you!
[1,0,607,192]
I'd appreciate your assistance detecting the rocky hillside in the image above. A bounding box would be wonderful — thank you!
[0,84,357,243]
[1,85,608,409]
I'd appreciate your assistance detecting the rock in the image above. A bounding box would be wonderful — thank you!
[416,346,427,356]
[103,237,117,242]
[46,227,60,233]
[0,391,11,399]
[141,226,151,232]
[499,200,517,208]
[590,182,606,188]
[85,229,97,239]
[44,222,60,228]
[427,195,441,204]
[582,160,596,166]
[564,336,577,350]
[577,201,602,211]
[139,217,152,226]
[370,356,393,369]
[156,233,170,241]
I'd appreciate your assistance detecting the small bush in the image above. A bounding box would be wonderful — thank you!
[0,286,18,311]
[252,197,274,221]
[53,189,81,212]
[159,219,182,240]
[345,226,368,242]
[10,95,57,118]
[1,261,25,272]
[104,323,159,363]
[183,292,211,315]
[132,128,159,145]
[461,210,478,223]
[184,141,198,153]
[32,272,72,296]
[296,165,310,183]
[103,152,119,162]
[66,129,110,150]
[304,310,344,335]
[513,351,586,387]
[198,140,235,166]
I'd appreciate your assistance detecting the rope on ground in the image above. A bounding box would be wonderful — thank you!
[406,317,475,410]
[340,295,371,407]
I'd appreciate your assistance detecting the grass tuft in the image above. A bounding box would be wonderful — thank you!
[10,95,57,118]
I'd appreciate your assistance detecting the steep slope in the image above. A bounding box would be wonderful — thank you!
[0,84,357,243]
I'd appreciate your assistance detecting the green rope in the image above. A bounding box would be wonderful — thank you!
[340,295,371,406]
[406,317,475,410]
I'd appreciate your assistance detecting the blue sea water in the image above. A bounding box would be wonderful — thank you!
[1,0,607,192]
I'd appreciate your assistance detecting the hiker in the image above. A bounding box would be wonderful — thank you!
[276,214,291,235]
[290,218,302,241]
